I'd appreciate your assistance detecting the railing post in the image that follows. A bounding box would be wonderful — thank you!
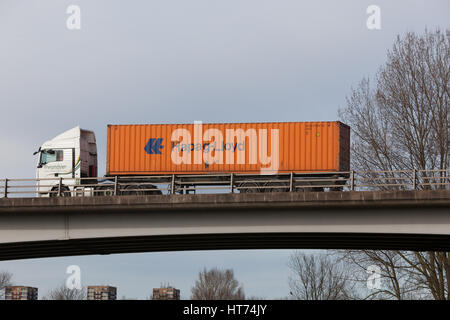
[412,169,417,190]
[350,170,354,191]
[171,174,175,195]
[289,172,293,192]
[3,179,8,198]
[114,176,118,196]
[57,177,63,197]
[230,173,234,193]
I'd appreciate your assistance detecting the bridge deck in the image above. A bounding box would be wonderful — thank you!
[0,190,449,260]
[1,189,449,212]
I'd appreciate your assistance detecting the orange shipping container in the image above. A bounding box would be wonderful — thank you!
[106,121,350,176]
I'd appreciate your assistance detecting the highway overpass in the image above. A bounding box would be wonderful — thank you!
[0,190,449,260]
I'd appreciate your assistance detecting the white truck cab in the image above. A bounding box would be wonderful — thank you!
[35,126,97,197]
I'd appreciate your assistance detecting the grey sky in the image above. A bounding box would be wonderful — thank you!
[0,250,297,299]
[0,0,449,299]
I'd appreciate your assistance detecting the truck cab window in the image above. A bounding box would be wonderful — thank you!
[40,150,63,165]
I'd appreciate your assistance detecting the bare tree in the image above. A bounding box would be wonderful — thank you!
[43,283,86,300]
[0,271,13,299]
[337,250,449,300]
[246,296,266,300]
[288,251,357,300]
[338,28,449,300]
[191,267,245,300]
[339,28,449,189]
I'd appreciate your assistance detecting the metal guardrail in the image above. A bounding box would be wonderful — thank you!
[0,169,449,198]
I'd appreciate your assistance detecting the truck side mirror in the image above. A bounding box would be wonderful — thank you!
[33,147,41,156]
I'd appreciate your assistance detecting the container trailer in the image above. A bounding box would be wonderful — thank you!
[34,121,350,196]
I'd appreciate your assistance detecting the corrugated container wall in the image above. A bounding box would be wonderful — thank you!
[107,121,350,175]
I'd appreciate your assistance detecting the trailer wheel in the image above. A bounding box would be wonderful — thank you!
[121,184,162,196]
[295,181,312,192]
[142,184,162,195]
[295,181,324,192]
[330,179,346,191]
[263,181,288,193]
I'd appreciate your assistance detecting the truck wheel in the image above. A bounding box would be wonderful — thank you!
[50,185,71,197]
[94,185,115,197]
[120,184,142,196]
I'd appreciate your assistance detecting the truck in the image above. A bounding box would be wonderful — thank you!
[34,121,350,197]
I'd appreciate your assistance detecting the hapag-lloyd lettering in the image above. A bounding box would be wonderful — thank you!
[171,141,245,153]
[170,121,279,174]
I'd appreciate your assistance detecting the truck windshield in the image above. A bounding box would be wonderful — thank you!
[40,150,63,165]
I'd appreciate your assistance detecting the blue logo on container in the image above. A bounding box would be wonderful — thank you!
[145,138,164,154]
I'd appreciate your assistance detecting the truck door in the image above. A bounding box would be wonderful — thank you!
[37,148,74,182]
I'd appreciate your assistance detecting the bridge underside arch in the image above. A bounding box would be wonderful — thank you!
[0,232,449,261]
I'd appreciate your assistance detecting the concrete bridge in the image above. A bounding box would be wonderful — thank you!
[0,190,449,261]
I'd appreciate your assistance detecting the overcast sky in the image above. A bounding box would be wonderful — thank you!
[0,0,449,299]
